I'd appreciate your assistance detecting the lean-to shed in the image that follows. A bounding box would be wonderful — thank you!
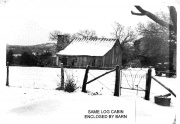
[56,37,122,69]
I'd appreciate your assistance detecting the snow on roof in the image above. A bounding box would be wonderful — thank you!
[57,38,117,56]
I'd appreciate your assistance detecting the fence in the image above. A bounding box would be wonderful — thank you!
[6,65,63,90]
[151,76,176,98]
[6,64,88,90]
[7,64,175,100]
[120,68,147,93]
[6,64,149,98]
[82,65,120,96]
[120,68,176,99]
[81,65,152,98]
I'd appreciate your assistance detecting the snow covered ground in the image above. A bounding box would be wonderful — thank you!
[1,66,177,124]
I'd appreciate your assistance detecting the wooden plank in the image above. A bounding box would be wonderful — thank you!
[151,76,176,97]
[86,68,116,84]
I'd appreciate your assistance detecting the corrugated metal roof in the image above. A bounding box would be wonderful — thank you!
[57,38,117,56]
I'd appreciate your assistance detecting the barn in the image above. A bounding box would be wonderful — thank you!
[56,36,122,69]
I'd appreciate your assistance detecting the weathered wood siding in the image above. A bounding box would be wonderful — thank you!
[103,40,122,68]
[58,40,122,69]
[66,56,103,68]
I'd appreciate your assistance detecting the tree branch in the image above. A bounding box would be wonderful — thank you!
[131,11,145,16]
[132,6,175,33]
[168,6,177,34]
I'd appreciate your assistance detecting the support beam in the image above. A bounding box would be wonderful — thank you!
[86,68,116,84]
[151,76,176,97]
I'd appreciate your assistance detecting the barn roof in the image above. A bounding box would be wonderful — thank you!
[56,38,118,56]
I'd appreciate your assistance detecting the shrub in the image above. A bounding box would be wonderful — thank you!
[56,71,77,92]
[64,77,77,92]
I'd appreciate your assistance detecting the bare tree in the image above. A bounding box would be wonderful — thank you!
[49,30,73,42]
[74,29,98,39]
[49,30,73,52]
[131,6,177,36]
[111,22,137,64]
[111,22,137,49]
[131,6,177,70]
[49,30,62,41]
[136,21,170,58]
[137,22,169,41]
[111,22,125,41]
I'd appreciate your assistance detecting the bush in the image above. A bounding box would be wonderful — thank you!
[64,77,77,92]
[56,71,77,92]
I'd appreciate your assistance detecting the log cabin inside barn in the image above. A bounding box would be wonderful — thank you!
[56,35,122,69]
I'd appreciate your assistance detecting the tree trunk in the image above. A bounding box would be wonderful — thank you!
[169,42,175,71]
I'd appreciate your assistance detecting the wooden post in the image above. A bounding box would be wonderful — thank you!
[151,76,176,97]
[86,68,116,84]
[60,63,64,90]
[82,65,90,93]
[6,62,9,86]
[145,68,152,100]
[119,68,122,96]
[114,65,120,96]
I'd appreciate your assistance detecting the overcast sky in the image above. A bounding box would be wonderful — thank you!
[0,0,179,45]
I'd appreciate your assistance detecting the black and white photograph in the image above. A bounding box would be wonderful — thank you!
[0,0,178,124]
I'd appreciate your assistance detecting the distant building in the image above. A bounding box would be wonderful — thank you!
[56,35,122,69]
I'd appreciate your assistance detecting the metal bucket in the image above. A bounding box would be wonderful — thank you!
[154,96,171,106]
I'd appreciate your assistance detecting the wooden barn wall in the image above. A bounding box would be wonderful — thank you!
[103,41,122,68]
[62,56,103,68]
[58,40,122,68]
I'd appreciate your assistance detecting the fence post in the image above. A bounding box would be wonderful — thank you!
[6,62,9,86]
[60,63,64,90]
[120,68,122,96]
[114,65,120,97]
[82,65,90,93]
[145,68,152,100]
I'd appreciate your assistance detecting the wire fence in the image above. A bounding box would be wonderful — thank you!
[121,69,147,90]
[7,66,148,97]
[81,67,148,96]
[8,66,61,90]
